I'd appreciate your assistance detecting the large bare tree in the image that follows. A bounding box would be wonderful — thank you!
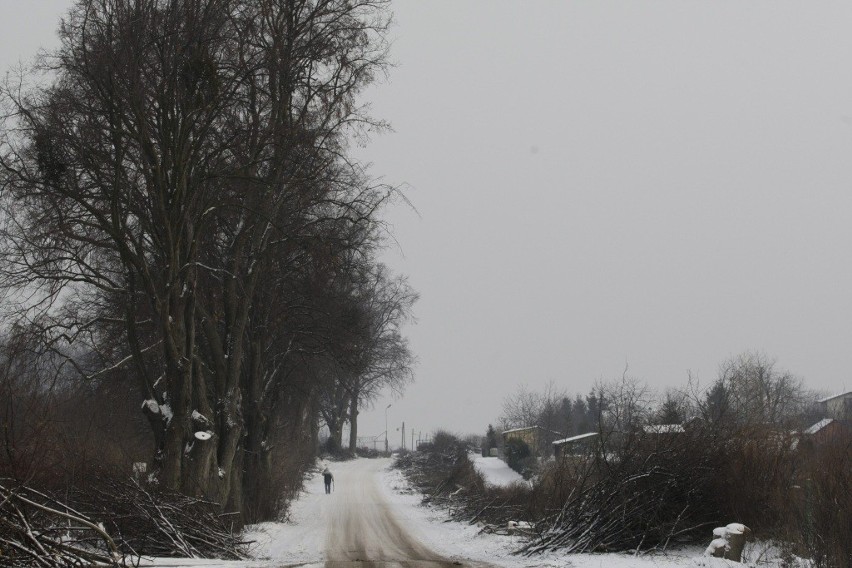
[713,351,805,428]
[0,0,395,517]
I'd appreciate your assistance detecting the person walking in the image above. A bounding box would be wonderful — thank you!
[322,467,334,494]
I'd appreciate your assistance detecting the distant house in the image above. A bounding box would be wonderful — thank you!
[801,418,848,446]
[639,424,686,447]
[502,426,562,456]
[818,391,852,420]
[553,432,599,458]
[642,424,685,435]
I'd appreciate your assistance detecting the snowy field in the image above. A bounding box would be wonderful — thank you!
[468,452,528,487]
[142,457,796,568]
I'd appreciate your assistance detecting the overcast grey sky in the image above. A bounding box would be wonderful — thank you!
[4,1,852,444]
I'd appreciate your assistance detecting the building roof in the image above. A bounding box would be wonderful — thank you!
[804,418,834,435]
[643,424,686,434]
[502,426,562,436]
[553,432,599,445]
[501,426,539,435]
[817,391,852,403]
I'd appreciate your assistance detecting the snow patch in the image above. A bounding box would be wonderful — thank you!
[242,464,327,566]
[192,410,212,427]
[553,432,599,445]
[643,424,685,434]
[804,418,833,435]
[160,403,174,424]
[468,452,527,487]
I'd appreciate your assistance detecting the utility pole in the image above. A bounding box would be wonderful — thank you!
[385,404,391,454]
[401,421,405,451]
[411,429,415,451]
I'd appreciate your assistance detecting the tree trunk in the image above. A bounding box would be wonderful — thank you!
[328,420,343,453]
[348,395,359,454]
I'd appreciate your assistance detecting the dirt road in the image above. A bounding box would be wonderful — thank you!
[323,459,460,568]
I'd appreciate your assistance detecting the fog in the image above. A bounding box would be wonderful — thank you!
[4,1,852,444]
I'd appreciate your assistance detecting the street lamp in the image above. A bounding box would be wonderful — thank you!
[385,404,392,454]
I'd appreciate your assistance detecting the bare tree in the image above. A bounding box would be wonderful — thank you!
[593,372,652,435]
[499,381,567,455]
[715,351,805,427]
[0,0,396,517]
[316,358,351,452]
[500,384,546,432]
[342,263,417,453]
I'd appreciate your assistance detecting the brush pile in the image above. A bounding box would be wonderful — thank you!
[395,432,534,531]
[0,481,121,567]
[75,479,249,559]
[518,446,717,554]
[0,478,248,566]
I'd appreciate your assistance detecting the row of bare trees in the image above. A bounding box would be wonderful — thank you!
[316,262,417,453]
[483,353,849,565]
[498,352,818,449]
[0,0,415,524]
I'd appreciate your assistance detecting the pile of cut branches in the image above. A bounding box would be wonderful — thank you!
[0,481,122,567]
[394,433,533,529]
[73,479,249,560]
[519,433,720,555]
[0,478,249,566]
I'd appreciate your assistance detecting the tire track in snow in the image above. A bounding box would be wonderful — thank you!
[323,459,464,568]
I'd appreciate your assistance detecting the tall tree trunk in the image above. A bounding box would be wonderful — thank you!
[328,420,343,453]
[348,395,359,454]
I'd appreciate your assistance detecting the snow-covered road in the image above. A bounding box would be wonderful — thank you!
[325,459,461,568]
[249,457,483,568]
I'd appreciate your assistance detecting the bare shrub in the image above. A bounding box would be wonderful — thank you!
[522,427,721,554]
[707,425,799,533]
[788,436,852,568]
[504,438,534,477]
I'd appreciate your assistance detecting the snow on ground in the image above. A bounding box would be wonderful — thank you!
[468,452,527,487]
[142,457,795,568]
[139,464,329,568]
[379,461,793,568]
[243,464,327,568]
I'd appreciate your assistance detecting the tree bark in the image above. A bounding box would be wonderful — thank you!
[348,395,359,454]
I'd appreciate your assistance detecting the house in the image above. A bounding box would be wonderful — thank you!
[552,432,599,458]
[642,424,685,435]
[502,426,562,456]
[818,391,852,420]
[639,424,686,448]
[801,418,848,446]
